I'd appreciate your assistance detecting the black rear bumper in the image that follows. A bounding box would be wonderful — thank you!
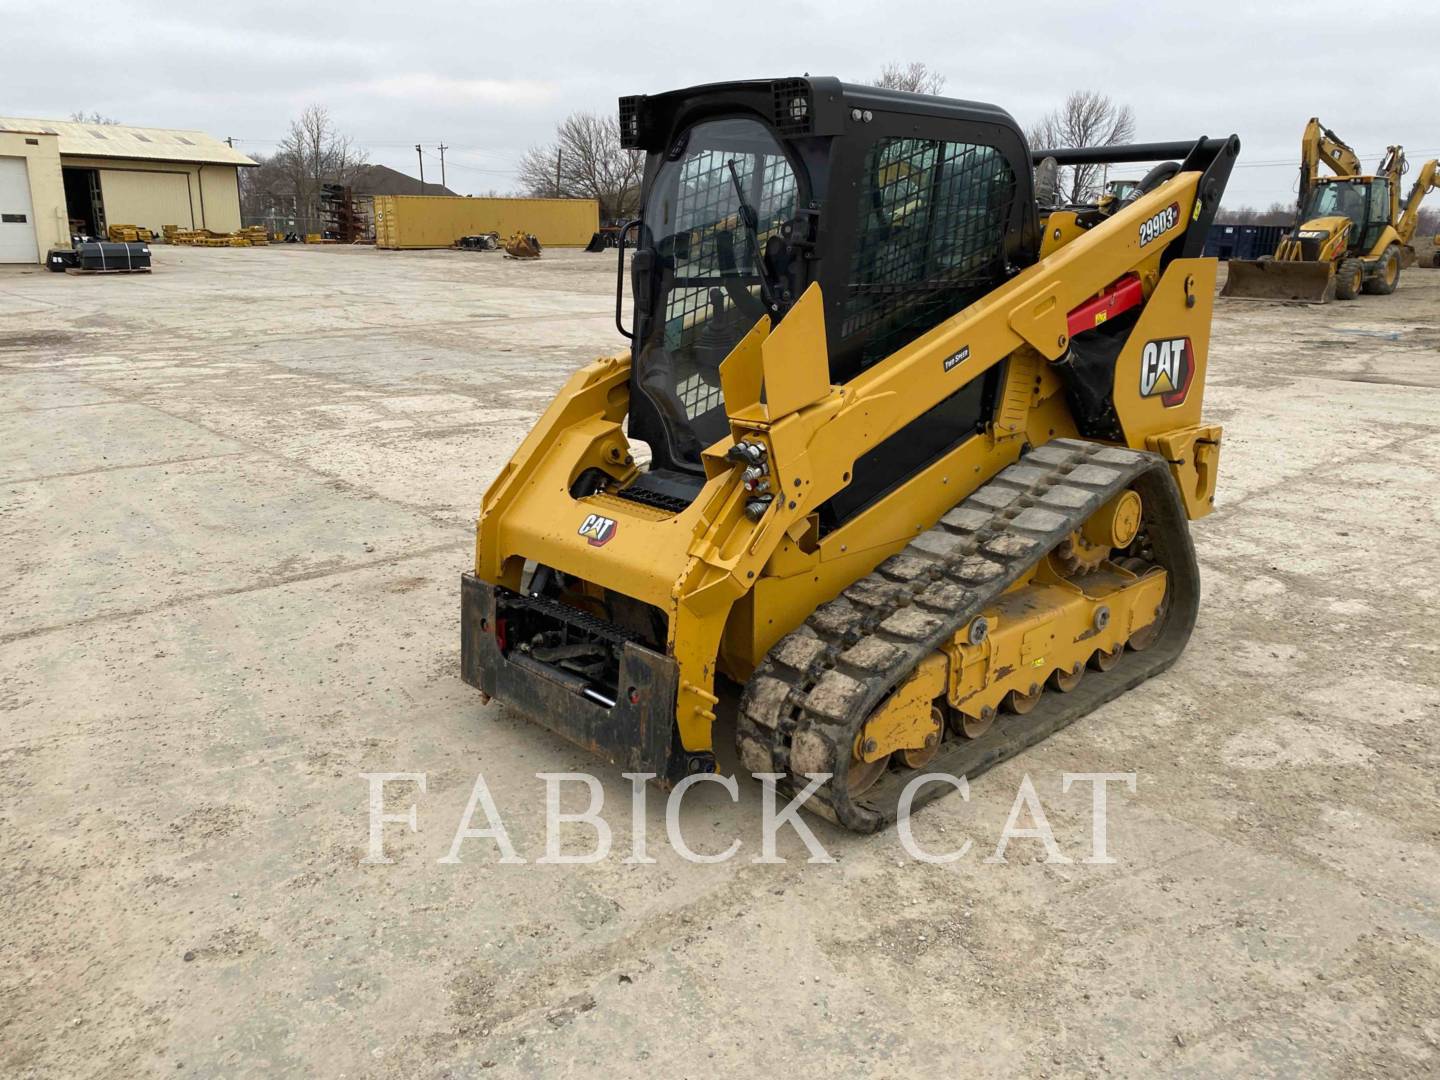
[461,573,692,782]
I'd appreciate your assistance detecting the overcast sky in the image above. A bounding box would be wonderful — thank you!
[5,0,1438,208]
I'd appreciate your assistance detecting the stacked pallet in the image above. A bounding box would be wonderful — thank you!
[162,226,255,248]
[237,226,269,245]
[107,224,153,243]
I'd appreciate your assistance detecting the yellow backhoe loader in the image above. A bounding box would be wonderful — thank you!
[1224,118,1439,302]
[461,78,1238,831]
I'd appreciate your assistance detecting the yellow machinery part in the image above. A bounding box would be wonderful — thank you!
[1147,425,1221,519]
[1221,258,1336,304]
[849,557,1167,765]
[1085,489,1142,549]
[947,562,1167,727]
[854,654,946,763]
[504,232,542,259]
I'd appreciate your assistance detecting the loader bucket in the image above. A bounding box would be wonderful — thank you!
[503,232,542,259]
[1220,258,1335,303]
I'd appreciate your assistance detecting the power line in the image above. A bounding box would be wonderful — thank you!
[229,136,515,158]
[1230,145,1440,169]
[418,148,518,175]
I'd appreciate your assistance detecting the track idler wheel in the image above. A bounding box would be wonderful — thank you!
[1090,645,1122,671]
[1004,682,1044,715]
[952,707,995,740]
[1049,661,1085,692]
[845,750,890,797]
[898,705,945,769]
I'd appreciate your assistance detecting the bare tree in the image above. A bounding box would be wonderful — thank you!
[871,61,947,96]
[238,107,367,234]
[276,106,367,217]
[518,146,564,199]
[518,112,643,221]
[1028,91,1137,203]
[70,111,120,125]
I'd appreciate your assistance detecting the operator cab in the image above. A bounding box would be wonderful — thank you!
[1299,176,1391,254]
[616,77,1038,520]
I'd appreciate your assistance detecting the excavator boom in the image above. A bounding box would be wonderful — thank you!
[1396,159,1440,247]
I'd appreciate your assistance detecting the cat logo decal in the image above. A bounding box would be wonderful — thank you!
[577,513,618,547]
[1139,337,1194,407]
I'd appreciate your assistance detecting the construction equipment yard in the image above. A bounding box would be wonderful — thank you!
[4,245,1440,1077]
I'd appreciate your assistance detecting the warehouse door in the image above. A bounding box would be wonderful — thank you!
[63,167,104,236]
[0,157,39,263]
[99,169,194,233]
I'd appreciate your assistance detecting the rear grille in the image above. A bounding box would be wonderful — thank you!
[615,485,692,515]
[495,588,640,648]
[618,95,643,149]
[494,588,637,704]
[771,79,812,137]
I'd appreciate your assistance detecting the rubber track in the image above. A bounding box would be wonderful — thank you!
[736,438,1201,833]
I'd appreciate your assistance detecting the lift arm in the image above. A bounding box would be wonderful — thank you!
[1378,145,1407,224]
[1396,159,1440,246]
[1298,118,1362,213]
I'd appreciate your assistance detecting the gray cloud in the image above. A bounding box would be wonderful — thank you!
[7,0,1437,205]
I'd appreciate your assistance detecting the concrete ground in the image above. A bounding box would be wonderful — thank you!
[2,245,1438,1078]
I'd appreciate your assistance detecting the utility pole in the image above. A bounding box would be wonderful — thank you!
[555,149,562,198]
[225,136,234,148]
[437,144,448,190]
[416,144,425,192]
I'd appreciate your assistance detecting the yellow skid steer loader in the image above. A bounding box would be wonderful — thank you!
[462,78,1238,831]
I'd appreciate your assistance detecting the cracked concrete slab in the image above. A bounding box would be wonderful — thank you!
[2,248,1438,1078]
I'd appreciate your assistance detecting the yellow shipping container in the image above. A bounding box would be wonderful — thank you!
[372,195,599,249]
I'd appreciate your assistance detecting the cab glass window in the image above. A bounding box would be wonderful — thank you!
[843,137,1016,368]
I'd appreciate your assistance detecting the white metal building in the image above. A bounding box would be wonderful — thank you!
[0,116,256,263]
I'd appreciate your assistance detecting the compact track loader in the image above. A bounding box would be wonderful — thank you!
[1223,118,1439,303]
[462,78,1237,831]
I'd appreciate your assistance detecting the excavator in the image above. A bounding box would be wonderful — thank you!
[461,77,1237,831]
[1223,118,1439,302]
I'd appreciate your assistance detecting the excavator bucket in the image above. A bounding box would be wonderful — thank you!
[503,232,542,259]
[1221,258,1335,303]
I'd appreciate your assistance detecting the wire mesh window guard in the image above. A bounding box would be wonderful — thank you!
[844,137,1015,368]
[661,135,797,421]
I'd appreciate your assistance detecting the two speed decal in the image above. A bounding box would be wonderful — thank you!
[1139,202,1181,247]
[943,346,970,373]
